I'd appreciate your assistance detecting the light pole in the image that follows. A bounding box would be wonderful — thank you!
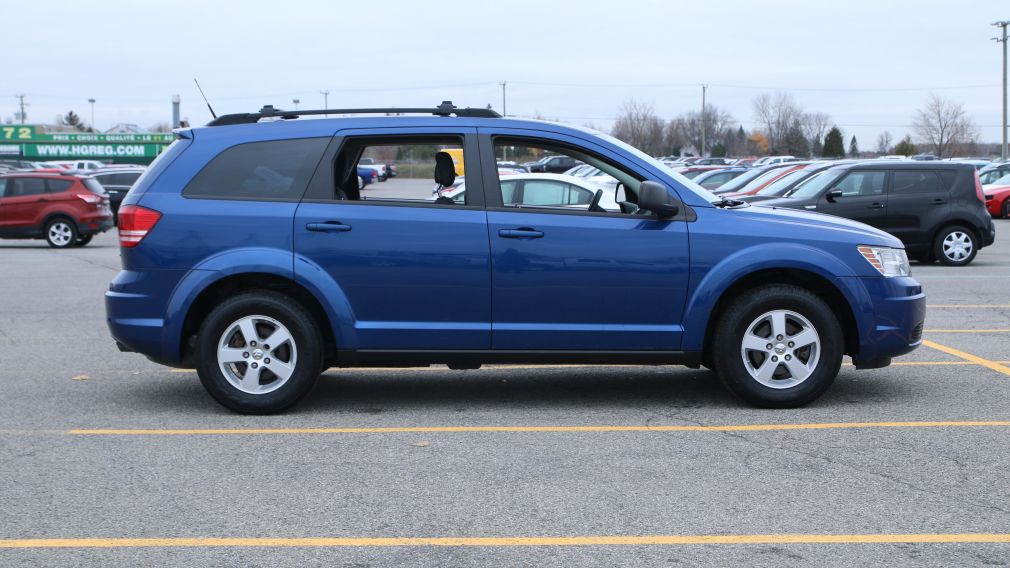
[88,98,96,130]
[499,81,507,116]
[700,84,708,157]
[320,90,330,117]
[994,21,1009,161]
[293,98,300,110]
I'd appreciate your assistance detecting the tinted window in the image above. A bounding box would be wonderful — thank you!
[184,138,327,200]
[891,171,942,194]
[7,177,47,197]
[835,171,885,196]
[46,179,74,193]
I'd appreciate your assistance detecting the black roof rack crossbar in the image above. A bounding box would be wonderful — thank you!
[207,100,501,126]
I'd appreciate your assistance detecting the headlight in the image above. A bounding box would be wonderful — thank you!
[858,246,910,277]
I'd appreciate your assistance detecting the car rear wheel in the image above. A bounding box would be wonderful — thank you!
[196,291,322,414]
[1003,199,1010,219]
[712,284,843,408]
[74,235,93,247]
[934,225,977,266]
[45,218,78,248]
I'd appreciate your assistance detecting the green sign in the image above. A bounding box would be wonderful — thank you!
[21,143,168,159]
[0,125,173,162]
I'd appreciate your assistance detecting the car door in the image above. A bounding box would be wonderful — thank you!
[479,128,690,351]
[884,169,950,249]
[816,169,888,229]
[293,128,492,351]
[0,177,48,233]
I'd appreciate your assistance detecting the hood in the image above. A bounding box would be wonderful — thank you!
[732,201,901,247]
[983,184,1010,196]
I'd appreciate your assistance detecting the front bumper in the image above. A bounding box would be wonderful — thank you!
[839,275,926,369]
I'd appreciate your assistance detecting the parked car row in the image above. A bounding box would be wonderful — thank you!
[687,160,996,266]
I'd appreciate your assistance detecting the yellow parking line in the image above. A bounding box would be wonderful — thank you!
[922,340,1010,377]
[66,421,1010,436]
[3,533,1010,548]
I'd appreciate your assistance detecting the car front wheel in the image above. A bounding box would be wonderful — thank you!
[934,225,977,266]
[1003,199,1010,219]
[45,218,78,248]
[196,291,323,414]
[712,284,843,408]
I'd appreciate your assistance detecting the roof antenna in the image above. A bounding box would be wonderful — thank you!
[193,78,217,119]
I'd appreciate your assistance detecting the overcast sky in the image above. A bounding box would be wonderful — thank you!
[6,0,1009,148]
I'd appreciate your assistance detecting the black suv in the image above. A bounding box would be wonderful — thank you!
[759,162,996,266]
[524,155,581,173]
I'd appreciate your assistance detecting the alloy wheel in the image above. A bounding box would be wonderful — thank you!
[740,310,821,389]
[217,315,298,395]
[48,222,74,247]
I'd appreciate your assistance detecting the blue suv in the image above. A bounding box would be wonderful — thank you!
[105,102,925,413]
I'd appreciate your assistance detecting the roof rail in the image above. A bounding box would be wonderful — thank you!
[207,100,501,126]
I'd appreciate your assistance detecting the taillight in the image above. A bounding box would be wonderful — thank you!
[77,193,102,204]
[118,205,161,248]
[975,171,985,203]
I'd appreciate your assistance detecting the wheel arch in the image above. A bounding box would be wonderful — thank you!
[698,268,860,367]
[178,272,337,367]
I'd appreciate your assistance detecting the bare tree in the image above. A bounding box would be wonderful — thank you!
[800,112,831,156]
[752,92,804,154]
[671,105,736,156]
[611,99,666,156]
[912,94,977,158]
[148,122,173,133]
[875,131,893,154]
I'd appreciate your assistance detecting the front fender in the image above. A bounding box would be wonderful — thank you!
[681,243,863,352]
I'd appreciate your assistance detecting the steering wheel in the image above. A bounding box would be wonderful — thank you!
[588,189,606,213]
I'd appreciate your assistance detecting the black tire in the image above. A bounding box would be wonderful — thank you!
[44,217,78,248]
[74,234,93,247]
[712,284,843,408]
[933,225,977,266]
[1003,199,1010,219]
[196,291,323,414]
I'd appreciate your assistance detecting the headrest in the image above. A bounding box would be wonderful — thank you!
[434,152,456,187]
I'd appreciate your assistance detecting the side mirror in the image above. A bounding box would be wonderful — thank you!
[637,181,680,219]
[826,188,843,202]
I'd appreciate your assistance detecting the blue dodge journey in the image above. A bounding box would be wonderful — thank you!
[105,102,925,413]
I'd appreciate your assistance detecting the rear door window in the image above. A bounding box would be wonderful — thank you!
[890,171,943,194]
[46,179,74,193]
[184,138,328,200]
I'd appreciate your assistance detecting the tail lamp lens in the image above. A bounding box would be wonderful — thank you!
[118,205,161,248]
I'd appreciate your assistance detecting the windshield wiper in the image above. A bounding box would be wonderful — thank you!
[714,197,748,209]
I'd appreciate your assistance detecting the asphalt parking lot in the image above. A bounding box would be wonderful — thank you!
[1,221,1009,567]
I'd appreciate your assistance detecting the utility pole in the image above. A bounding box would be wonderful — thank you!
[88,98,96,130]
[499,81,507,117]
[700,84,708,157]
[16,94,27,124]
[172,94,180,128]
[320,90,330,117]
[994,21,1009,161]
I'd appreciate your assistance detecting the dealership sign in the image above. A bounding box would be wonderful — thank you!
[1,125,172,161]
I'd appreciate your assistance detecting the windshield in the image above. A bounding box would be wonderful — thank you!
[587,130,721,203]
[714,167,772,193]
[756,169,810,196]
[786,169,846,199]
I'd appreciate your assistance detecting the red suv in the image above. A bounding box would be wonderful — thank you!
[0,172,114,248]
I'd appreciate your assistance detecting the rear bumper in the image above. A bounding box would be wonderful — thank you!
[839,275,926,368]
[78,213,113,235]
[105,268,189,366]
[981,216,996,247]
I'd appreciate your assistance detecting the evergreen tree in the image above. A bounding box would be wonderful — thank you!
[893,135,918,156]
[783,119,810,157]
[822,126,845,158]
[849,136,860,157]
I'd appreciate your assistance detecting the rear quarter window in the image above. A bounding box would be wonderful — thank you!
[46,179,74,193]
[183,138,328,200]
